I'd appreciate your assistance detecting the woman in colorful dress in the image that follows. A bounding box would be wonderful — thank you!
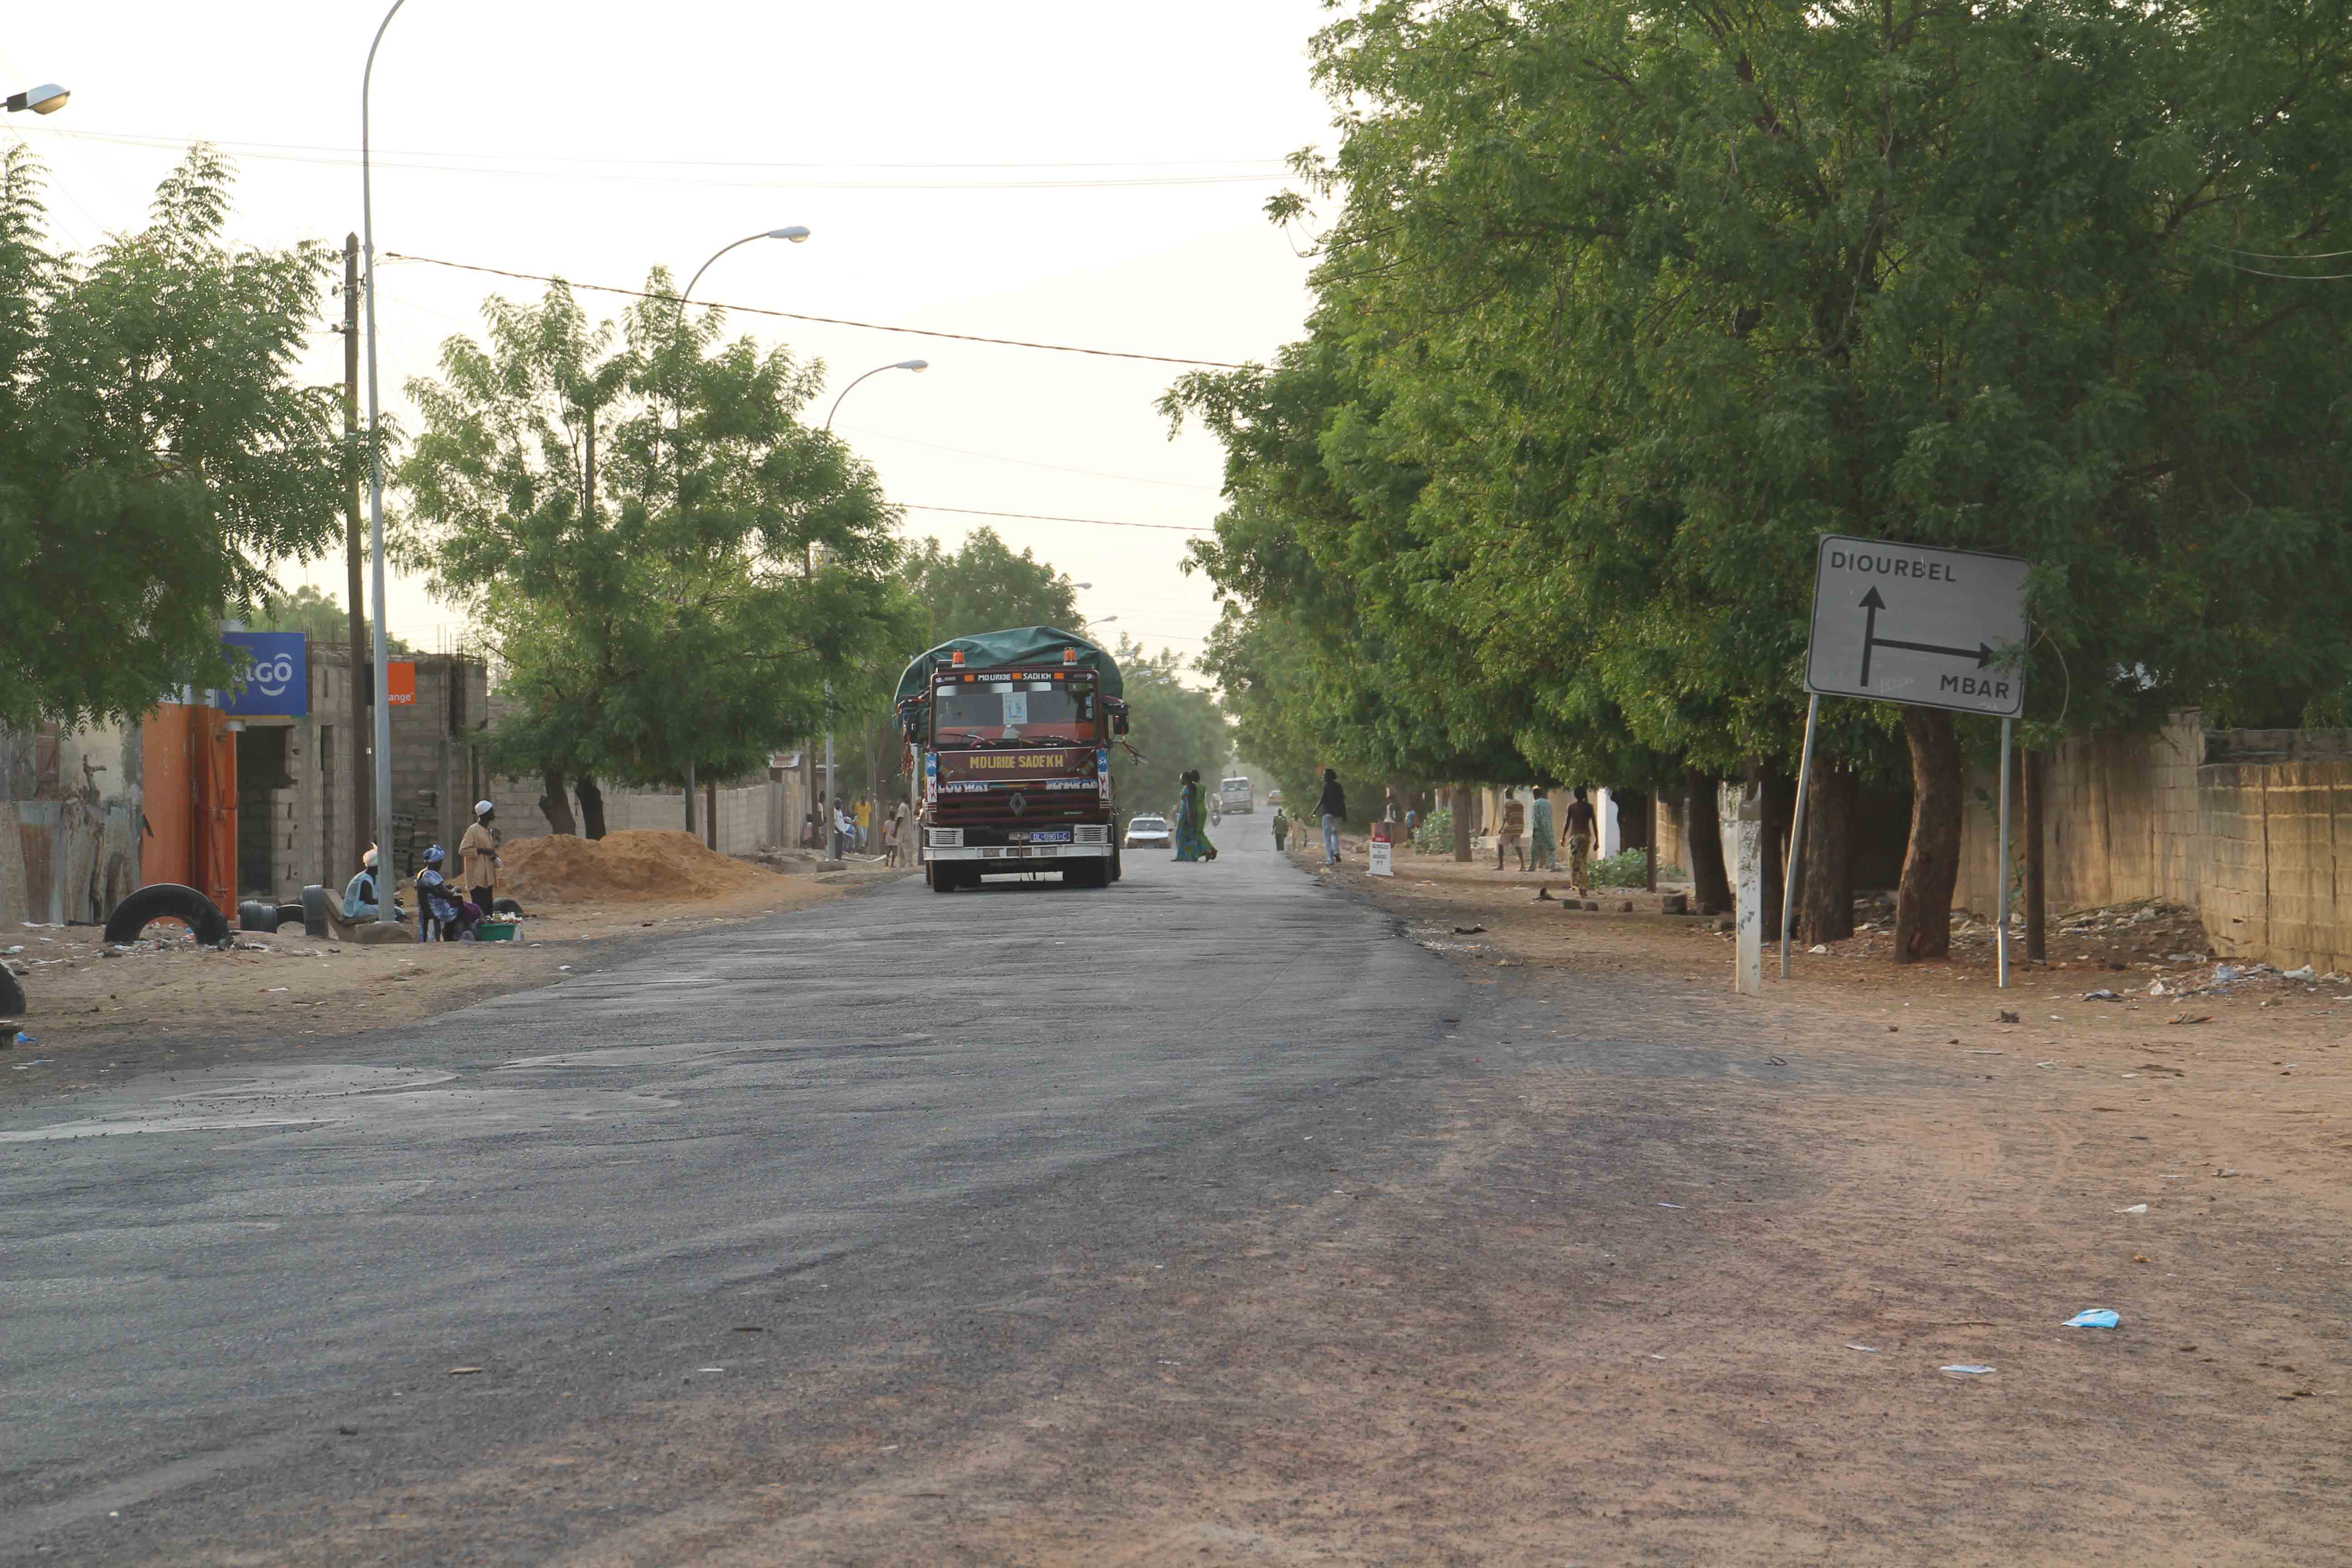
[1173,769,1218,862]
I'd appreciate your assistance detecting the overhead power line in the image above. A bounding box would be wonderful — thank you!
[33,126,1290,191]
[382,253,1246,368]
[900,504,1213,534]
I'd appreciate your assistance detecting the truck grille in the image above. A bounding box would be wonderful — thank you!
[928,827,964,848]
[1073,824,1109,845]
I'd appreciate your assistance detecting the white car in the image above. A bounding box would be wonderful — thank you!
[1124,814,1171,851]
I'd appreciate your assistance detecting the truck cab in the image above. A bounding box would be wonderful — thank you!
[897,628,1127,893]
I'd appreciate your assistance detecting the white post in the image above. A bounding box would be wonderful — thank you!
[1997,716,2013,989]
[1735,780,1763,996]
[1781,693,1820,979]
[823,682,836,862]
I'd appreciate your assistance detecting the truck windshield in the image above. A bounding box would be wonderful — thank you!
[933,681,1093,743]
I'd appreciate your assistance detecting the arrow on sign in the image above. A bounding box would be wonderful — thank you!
[1857,588,1994,687]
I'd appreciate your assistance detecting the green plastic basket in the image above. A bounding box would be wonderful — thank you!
[474,920,518,943]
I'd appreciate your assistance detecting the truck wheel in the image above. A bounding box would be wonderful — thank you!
[103,883,232,947]
[1066,860,1107,890]
[1111,838,1123,882]
[929,862,959,894]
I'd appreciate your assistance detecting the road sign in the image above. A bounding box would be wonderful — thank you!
[1804,535,2029,716]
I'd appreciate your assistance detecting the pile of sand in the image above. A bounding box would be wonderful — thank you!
[500,830,773,904]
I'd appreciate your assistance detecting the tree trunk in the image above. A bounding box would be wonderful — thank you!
[1894,706,1965,962]
[684,760,697,834]
[576,775,608,841]
[537,770,577,836]
[1759,768,1794,942]
[2023,748,2047,961]
[1450,783,1472,862]
[1795,761,1858,944]
[704,778,718,851]
[1686,770,1731,913]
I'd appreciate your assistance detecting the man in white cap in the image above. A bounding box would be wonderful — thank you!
[460,800,502,917]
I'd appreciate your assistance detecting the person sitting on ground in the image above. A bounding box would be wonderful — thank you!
[415,845,479,941]
[342,845,387,921]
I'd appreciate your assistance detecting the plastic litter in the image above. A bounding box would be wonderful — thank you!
[2082,989,2122,1001]
[2213,964,2240,985]
[2063,1309,2121,1329]
[1656,1202,1684,1209]
[1997,1010,2020,1024]
[1808,943,1829,954]
[1941,1364,1997,1376]
[12,1031,34,1046]
[1846,1344,1879,1353]
[2117,1203,2149,1214]
[2283,965,2316,981]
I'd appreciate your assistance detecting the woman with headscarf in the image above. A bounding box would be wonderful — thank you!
[1173,769,1218,862]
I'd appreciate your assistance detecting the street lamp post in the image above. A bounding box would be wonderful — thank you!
[819,359,929,862]
[670,227,809,845]
[361,0,405,919]
[4,83,70,115]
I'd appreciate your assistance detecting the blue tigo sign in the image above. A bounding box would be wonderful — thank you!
[219,632,309,716]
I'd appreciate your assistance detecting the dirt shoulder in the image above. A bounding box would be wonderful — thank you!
[1,858,909,1106]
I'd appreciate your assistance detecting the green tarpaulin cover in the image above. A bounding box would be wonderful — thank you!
[895,626,1124,702]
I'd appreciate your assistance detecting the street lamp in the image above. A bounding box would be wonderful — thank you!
[823,359,928,431]
[360,0,406,919]
[5,83,69,115]
[668,225,809,844]
[819,357,930,862]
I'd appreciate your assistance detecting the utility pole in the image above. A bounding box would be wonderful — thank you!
[2024,748,2047,961]
[341,235,371,877]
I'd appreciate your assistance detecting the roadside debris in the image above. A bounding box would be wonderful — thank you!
[2117,1203,2149,1214]
[2063,1309,2121,1329]
[1452,925,1487,935]
[1941,1364,1997,1376]
[1997,1010,2020,1024]
[2082,989,2122,1001]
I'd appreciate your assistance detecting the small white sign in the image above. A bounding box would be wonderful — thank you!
[1368,842,1394,877]
[1805,535,2029,716]
[1001,692,1029,727]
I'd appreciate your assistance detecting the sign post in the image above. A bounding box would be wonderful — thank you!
[1792,535,2030,988]
[1734,780,1764,996]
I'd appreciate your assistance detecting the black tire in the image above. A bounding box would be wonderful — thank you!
[929,862,959,894]
[103,883,232,947]
[492,897,525,917]
[0,963,24,1018]
[238,898,277,933]
[1065,859,1108,890]
[276,902,306,930]
[299,884,336,939]
[1111,836,1123,882]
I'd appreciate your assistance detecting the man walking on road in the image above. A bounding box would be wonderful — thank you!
[1495,788,1526,872]
[1529,786,1558,872]
[1315,768,1346,864]
[1564,785,1598,894]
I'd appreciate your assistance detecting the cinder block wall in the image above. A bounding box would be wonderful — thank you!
[1955,714,2348,971]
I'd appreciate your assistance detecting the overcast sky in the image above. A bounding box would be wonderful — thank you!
[3,2,1337,676]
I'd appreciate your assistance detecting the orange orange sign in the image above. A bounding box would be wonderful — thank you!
[387,661,416,706]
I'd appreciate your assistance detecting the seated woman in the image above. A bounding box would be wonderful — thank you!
[414,845,480,941]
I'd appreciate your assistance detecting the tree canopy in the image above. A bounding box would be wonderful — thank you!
[1174,0,2352,956]
[0,145,345,731]
[397,277,914,799]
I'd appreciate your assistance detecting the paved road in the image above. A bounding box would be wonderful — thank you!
[0,816,1481,1562]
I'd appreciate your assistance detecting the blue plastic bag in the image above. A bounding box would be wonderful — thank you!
[2063,1308,2121,1329]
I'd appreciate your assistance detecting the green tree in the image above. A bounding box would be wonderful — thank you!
[1195,0,2352,957]
[1111,637,1230,822]
[250,584,410,652]
[901,528,1080,647]
[398,277,910,828]
[0,144,345,730]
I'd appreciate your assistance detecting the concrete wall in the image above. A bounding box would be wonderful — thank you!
[0,719,144,926]
[1955,714,2349,973]
[480,771,774,856]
